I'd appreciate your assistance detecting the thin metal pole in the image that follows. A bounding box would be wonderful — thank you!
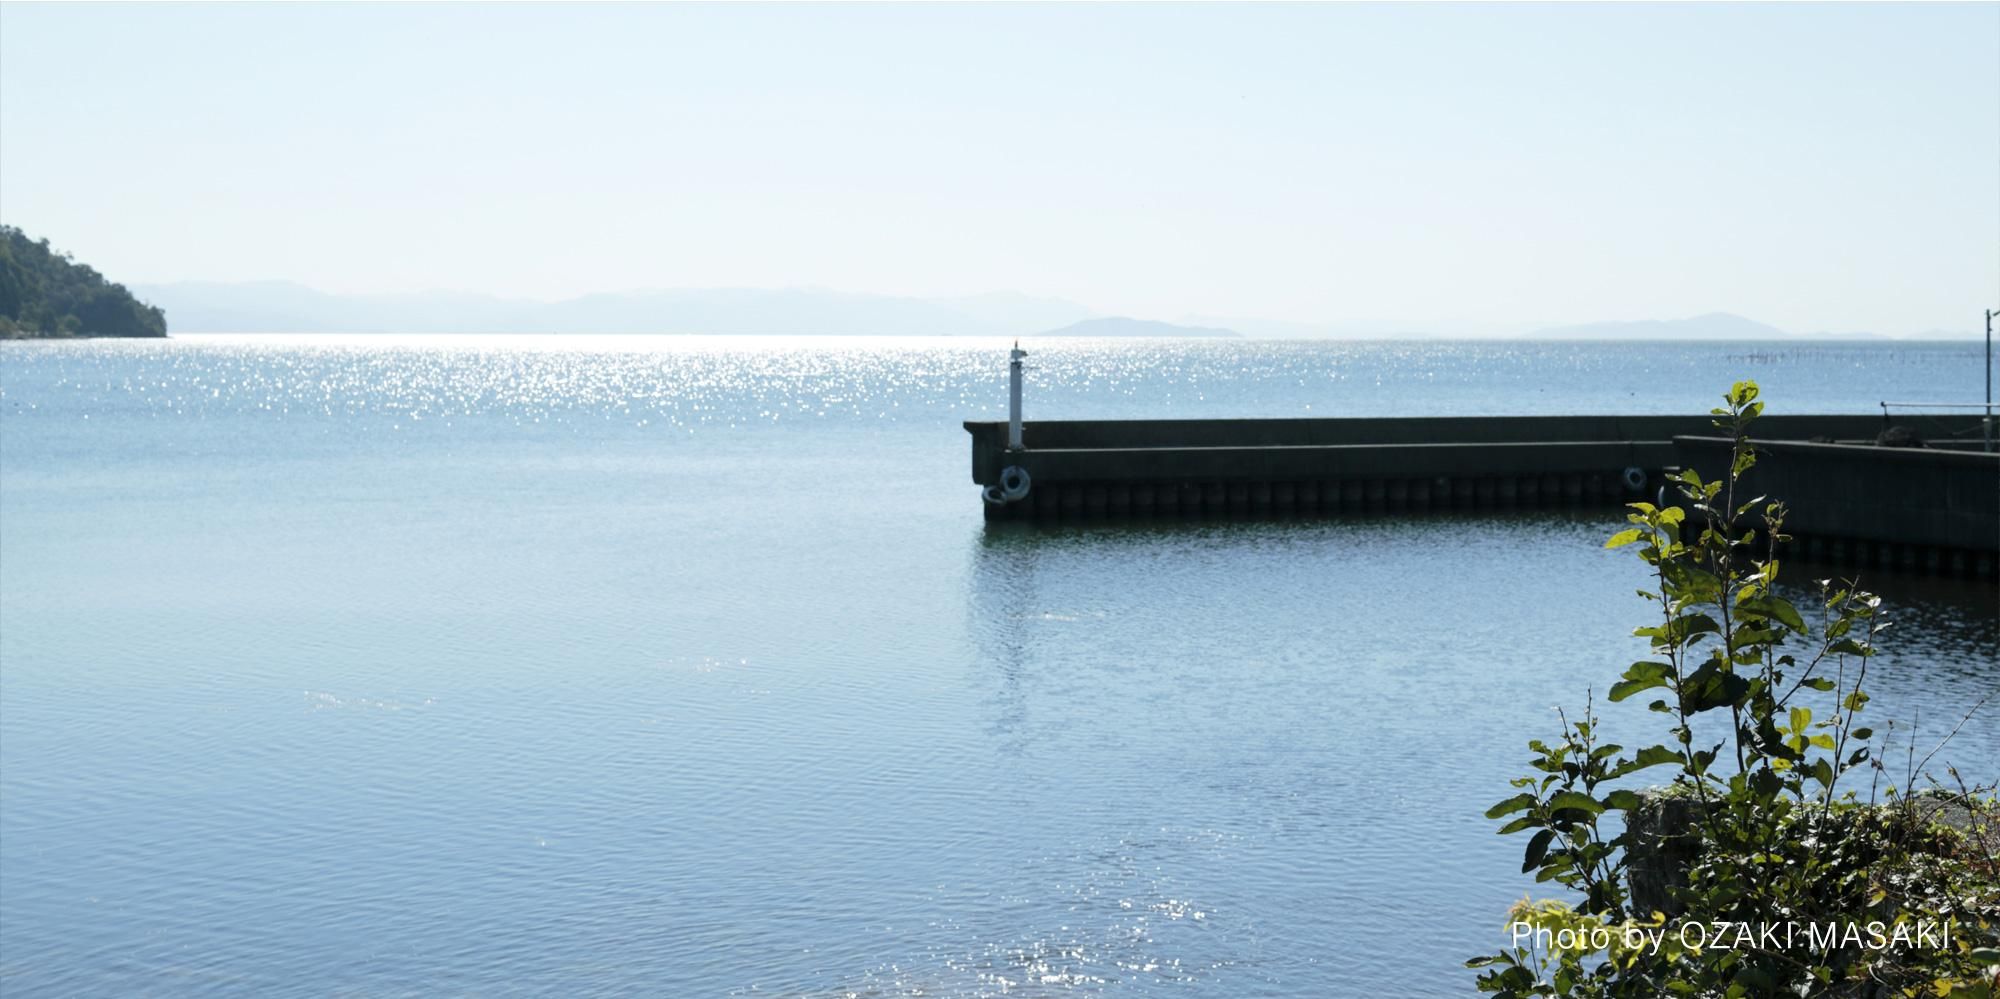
[1987,308,1994,452]
[1007,341,1026,451]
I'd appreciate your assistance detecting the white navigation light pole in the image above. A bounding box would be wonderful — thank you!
[1986,308,1995,453]
[1008,341,1027,451]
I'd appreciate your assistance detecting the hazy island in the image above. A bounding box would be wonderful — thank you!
[1,226,167,338]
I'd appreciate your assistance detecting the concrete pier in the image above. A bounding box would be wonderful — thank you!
[965,414,1998,578]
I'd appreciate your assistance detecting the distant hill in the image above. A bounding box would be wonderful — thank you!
[85,281,1940,341]
[934,291,1094,338]
[1,226,166,338]
[131,281,1093,337]
[1528,312,1790,340]
[1034,316,1240,338]
[1164,312,1886,340]
[1180,315,1539,339]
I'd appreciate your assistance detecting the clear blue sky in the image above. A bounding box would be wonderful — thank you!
[3,2,1995,334]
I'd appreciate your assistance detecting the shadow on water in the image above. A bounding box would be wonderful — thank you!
[970,509,2000,777]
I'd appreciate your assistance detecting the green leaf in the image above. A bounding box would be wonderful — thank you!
[1608,677,1665,702]
[1521,829,1555,872]
[1750,766,1785,799]
[1485,793,1536,819]
[1662,613,1721,647]
[1609,661,1673,702]
[1546,790,1605,816]
[1605,528,1644,549]
[1739,594,1807,633]
[1681,661,1751,714]
[1756,715,1801,762]
[1611,744,1683,777]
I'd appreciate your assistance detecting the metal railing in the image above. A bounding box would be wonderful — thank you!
[1877,401,1997,452]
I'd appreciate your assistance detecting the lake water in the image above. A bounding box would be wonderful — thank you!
[2,335,1995,996]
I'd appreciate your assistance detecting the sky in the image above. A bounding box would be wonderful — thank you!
[2,2,1996,336]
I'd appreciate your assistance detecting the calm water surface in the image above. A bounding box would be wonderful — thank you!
[3,336,1995,996]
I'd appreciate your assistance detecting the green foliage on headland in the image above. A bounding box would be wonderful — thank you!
[0,225,166,338]
[1470,382,1999,998]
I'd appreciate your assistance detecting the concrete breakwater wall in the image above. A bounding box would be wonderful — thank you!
[1674,435,1997,578]
[965,415,1998,579]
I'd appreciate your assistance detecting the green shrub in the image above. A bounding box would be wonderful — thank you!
[1469,381,1999,998]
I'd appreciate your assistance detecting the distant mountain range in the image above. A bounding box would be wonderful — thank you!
[1185,312,1902,341]
[1034,317,1239,338]
[133,282,1954,340]
[1532,312,1800,340]
[1182,315,1538,339]
[132,282,1095,338]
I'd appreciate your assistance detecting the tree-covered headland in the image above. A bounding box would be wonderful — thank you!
[0,225,167,338]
